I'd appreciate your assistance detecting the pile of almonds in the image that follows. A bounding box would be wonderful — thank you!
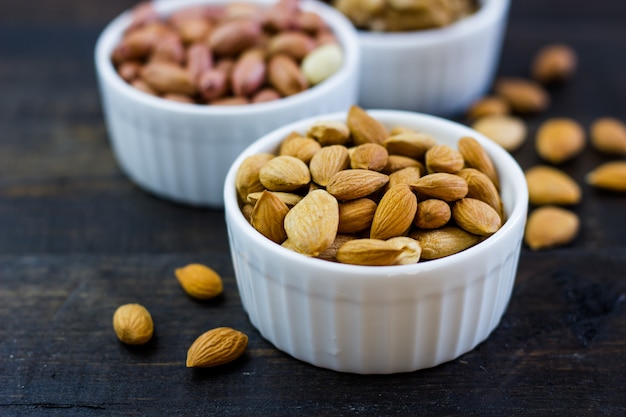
[465,43,626,250]
[112,263,249,368]
[112,0,343,105]
[236,105,506,266]
[331,0,478,32]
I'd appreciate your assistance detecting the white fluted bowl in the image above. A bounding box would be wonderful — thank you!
[94,0,360,207]
[356,0,510,116]
[224,109,528,374]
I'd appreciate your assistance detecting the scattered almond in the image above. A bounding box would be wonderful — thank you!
[525,165,581,205]
[535,118,586,164]
[586,161,626,192]
[590,117,626,155]
[532,43,577,85]
[524,206,579,250]
[471,115,527,152]
[494,77,550,114]
[175,263,224,300]
[186,327,248,368]
[466,96,510,121]
[112,303,154,345]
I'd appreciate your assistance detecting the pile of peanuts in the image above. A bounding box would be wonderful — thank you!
[111,0,344,105]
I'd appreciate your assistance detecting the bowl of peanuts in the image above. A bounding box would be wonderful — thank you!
[94,0,360,207]
[224,106,528,374]
[331,0,510,116]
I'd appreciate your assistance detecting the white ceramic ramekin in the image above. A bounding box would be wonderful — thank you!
[356,0,510,117]
[94,0,360,207]
[224,109,528,374]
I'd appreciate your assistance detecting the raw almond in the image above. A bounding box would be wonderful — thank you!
[585,161,626,192]
[370,184,417,240]
[532,43,577,85]
[387,166,422,189]
[410,227,482,260]
[235,153,274,201]
[525,165,581,205]
[466,96,510,121]
[250,190,290,244]
[316,234,356,262]
[247,191,302,207]
[524,206,579,250]
[457,136,500,190]
[175,263,224,300]
[336,238,403,266]
[259,155,311,192]
[457,168,503,219]
[452,198,501,236]
[350,143,389,171]
[386,236,422,265]
[382,155,425,175]
[493,77,549,114]
[283,189,339,256]
[186,327,248,368]
[383,131,436,159]
[535,118,586,164]
[347,105,388,145]
[471,115,527,152]
[309,145,350,186]
[326,169,389,200]
[590,117,626,155]
[278,136,322,164]
[425,144,464,174]
[338,198,377,233]
[307,120,351,146]
[414,199,451,229]
[112,303,154,345]
[411,173,468,202]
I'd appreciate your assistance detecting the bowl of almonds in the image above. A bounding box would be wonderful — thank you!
[94,0,359,207]
[224,106,528,374]
[330,0,509,116]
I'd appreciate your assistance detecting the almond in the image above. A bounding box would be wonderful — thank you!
[411,173,468,202]
[535,118,586,164]
[250,190,290,244]
[309,145,351,186]
[326,169,389,201]
[370,184,417,240]
[452,198,501,236]
[383,132,436,159]
[235,153,274,201]
[307,120,351,146]
[585,161,626,192]
[186,327,248,368]
[466,96,510,121]
[414,199,451,229]
[457,168,503,219]
[410,227,482,260]
[338,198,377,234]
[278,136,321,164]
[425,144,464,173]
[246,191,302,207]
[590,117,626,155]
[259,155,311,192]
[347,105,388,146]
[387,166,422,189]
[283,189,339,256]
[471,115,527,152]
[525,165,581,205]
[335,238,403,266]
[112,303,154,345]
[385,236,422,265]
[524,206,579,250]
[350,143,389,171]
[457,136,500,190]
[316,234,357,262]
[532,43,577,85]
[494,77,549,114]
[382,155,425,175]
[175,263,224,300]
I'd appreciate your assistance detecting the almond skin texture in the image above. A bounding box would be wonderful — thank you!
[525,165,581,205]
[411,173,468,202]
[338,198,377,233]
[307,121,351,146]
[425,144,464,173]
[283,189,339,256]
[524,206,579,250]
[457,168,503,220]
[336,238,403,266]
[410,227,482,260]
[452,198,501,236]
[383,132,436,159]
[278,136,321,164]
[370,184,417,240]
[309,145,351,186]
[590,117,626,155]
[347,105,388,145]
[586,161,626,192]
[457,136,500,190]
[186,327,248,368]
[235,153,275,201]
[113,303,154,345]
[326,169,389,201]
[414,199,451,229]
[175,263,224,300]
[259,155,311,192]
[250,190,290,244]
[350,143,389,171]
[535,118,586,164]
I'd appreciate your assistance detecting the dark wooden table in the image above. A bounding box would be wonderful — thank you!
[2,1,626,415]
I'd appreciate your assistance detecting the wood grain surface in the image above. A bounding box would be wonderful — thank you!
[1,1,626,416]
